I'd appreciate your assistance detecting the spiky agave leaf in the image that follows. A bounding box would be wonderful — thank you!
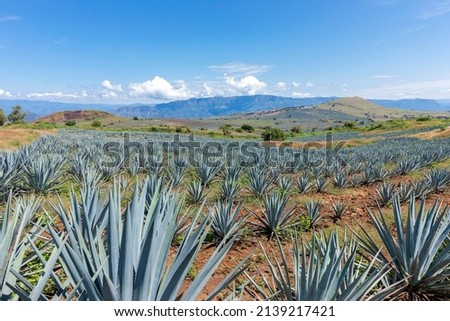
[252,191,296,239]
[0,151,19,200]
[247,167,272,198]
[246,231,389,301]
[357,194,450,300]
[50,176,245,301]
[425,169,450,193]
[278,176,293,195]
[304,199,323,229]
[195,162,221,187]
[218,177,241,203]
[19,155,65,194]
[0,193,41,300]
[376,182,395,207]
[296,174,311,194]
[210,201,247,242]
[186,180,207,204]
[332,172,349,188]
[331,201,348,222]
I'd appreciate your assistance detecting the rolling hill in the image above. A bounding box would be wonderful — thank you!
[37,110,122,123]
[315,97,418,120]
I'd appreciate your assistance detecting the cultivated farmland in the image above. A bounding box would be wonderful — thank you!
[1,127,450,301]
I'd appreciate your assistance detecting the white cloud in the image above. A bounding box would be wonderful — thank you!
[292,82,301,88]
[292,92,311,98]
[128,76,193,100]
[202,83,216,96]
[26,92,79,99]
[209,62,273,76]
[305,82,315,88]
[0,15,21,22]
[102,80,123,92]
[100,80,124,98]
[225,76,266,95]
[276,82,287,89]
[0,88,12,97]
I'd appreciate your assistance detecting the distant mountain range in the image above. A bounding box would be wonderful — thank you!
[369,98,449,111]
[114,96,334,118]
[1,95,449,120]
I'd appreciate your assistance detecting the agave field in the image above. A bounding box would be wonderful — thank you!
[1,128,450,301]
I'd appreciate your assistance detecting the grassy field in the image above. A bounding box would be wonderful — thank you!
[0,128,57,149]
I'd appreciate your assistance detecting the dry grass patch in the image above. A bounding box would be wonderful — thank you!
[0,128,57,150]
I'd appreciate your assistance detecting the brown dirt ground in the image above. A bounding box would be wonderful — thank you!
[184,169,450,300]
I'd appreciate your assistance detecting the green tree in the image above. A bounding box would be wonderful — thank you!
[0,108,6,126]
[261,128,286,141]
[7,105,26,124]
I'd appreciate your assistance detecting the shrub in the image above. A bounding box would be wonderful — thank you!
[343,121,356,129]
[91,120,102,127]
[261,128,286,141]
[222,129,231,136]
[175,126,191,133]
[290,125,302,133]
[65,120,76,126]
[241,124,254,132]
[416,115,432,122]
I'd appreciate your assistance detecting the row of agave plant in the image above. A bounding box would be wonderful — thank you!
[1,174,450,301]
[1,132,450,201]
[376,169,450,207]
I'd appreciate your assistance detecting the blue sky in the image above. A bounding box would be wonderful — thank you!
[1,0,450,103]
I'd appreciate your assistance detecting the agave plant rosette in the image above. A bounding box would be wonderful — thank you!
[357,195,450,300]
